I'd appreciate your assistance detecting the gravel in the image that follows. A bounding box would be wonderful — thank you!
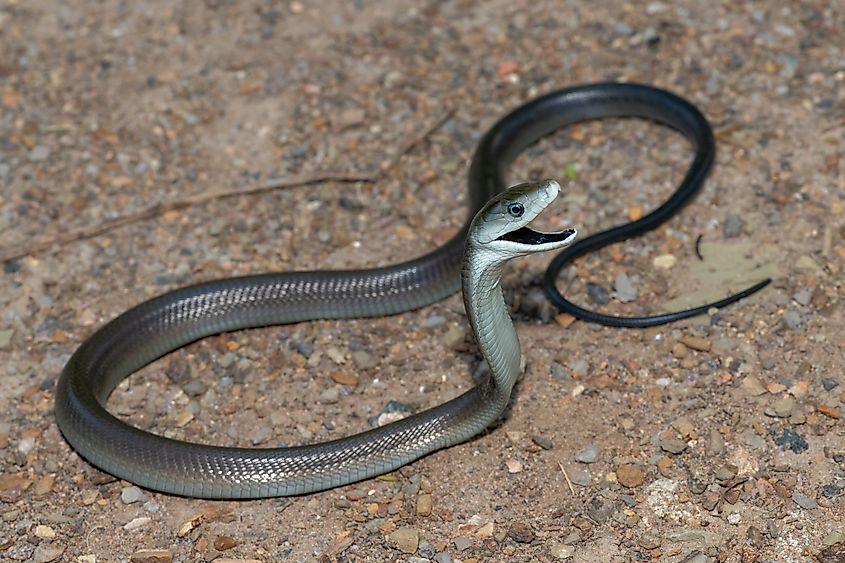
[722,214,744,237]
[120,486,145,504]
[574,444,599,463]
[613,273,637,303]
[2,1,840,561]
[586,283,610,305]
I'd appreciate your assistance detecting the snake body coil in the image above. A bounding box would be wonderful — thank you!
[55,83,760,498]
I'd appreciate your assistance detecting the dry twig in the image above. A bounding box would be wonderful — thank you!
[557,461,576,496]
[1,107,455,263]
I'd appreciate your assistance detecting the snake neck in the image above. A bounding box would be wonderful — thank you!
[462,249,523,403]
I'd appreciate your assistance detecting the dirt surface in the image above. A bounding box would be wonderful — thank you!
[2,1,844,562]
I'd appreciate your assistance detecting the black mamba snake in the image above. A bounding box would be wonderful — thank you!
[55,83,770,498]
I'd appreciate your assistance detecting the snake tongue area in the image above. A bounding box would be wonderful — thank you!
[499,227,576,245]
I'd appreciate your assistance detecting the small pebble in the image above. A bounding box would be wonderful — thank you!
[453,536,473,551]
[792,492,818,509]
[249,425,273,445]
[586,283,610,305]
[706,429,725,456]
[532,435,554,450]
[33,546,64,563]
[416,494,432,516]
[617,464,646,488]
[781,310,804,330]
[319,387,340,404]
[613,273,637,303]
[291,340,313,358]
[351,350,377,370]
[652,254,677,270]
[377,412,406,426]
[822,529,845,546]
[433,553,453,563]
[426,314,446,328]
[383,400,411,414]
[174,410,194,427]
[506,459,523,473]
[17,436,35,454]
[660,437,688,454]
[387,527,419,554]
[121,486,145,504]
[620,494,636,507]
[567,467,592,486]
[570,359,589,377]
[442,325,465,348]
[34,474,55,495]
[714,465,738,481]
[130,550,173,563]
[741,376,767,396]
[182,380,207,397]
[586,497,615,524]
[765,397,795,418]
[6,540,35,560]
[678,335,711,352]
[519,286,553,321]
[550,362,569,382]
[741,430,767,450]
[727,513,741,525]
[418,541,437,558]
[574,444,599,464]
[550,543,575,559]
[821,378,839,391]
[124,517,152,531]
[213,535,237,551]
[723,214,744,237]
[774,428,808,453]
[819,484,841,498]
[34,524,56,538]
[766,519,781,539]
[792,288,812,306]
[671,417,695,437]
[508,522,535,543]
[329,371,358,386]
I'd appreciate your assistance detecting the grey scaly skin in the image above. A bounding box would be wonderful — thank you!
[55,179,575,498]
[58,82,765,498]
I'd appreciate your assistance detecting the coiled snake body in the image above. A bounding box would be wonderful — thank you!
[55,83,766,498]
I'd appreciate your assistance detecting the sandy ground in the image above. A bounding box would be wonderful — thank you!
[1,1,844,562]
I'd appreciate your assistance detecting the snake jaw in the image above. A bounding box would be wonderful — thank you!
[498,226,577,246]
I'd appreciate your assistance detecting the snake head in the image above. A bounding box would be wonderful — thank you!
[470,179,577,255]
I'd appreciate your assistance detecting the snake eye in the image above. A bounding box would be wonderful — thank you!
[507,202,525,217]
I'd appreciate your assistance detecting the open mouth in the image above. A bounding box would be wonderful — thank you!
[499,227,576,245]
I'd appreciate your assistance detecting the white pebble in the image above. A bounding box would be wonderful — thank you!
[18,437,35,454]
[123,517,151,531]
[652,254,677,270]
[34,524,56,538]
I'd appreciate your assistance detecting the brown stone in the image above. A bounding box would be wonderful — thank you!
[130,550,173,563]
[617,464,646,488]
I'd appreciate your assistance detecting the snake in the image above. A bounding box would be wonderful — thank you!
[55,83,770,498]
